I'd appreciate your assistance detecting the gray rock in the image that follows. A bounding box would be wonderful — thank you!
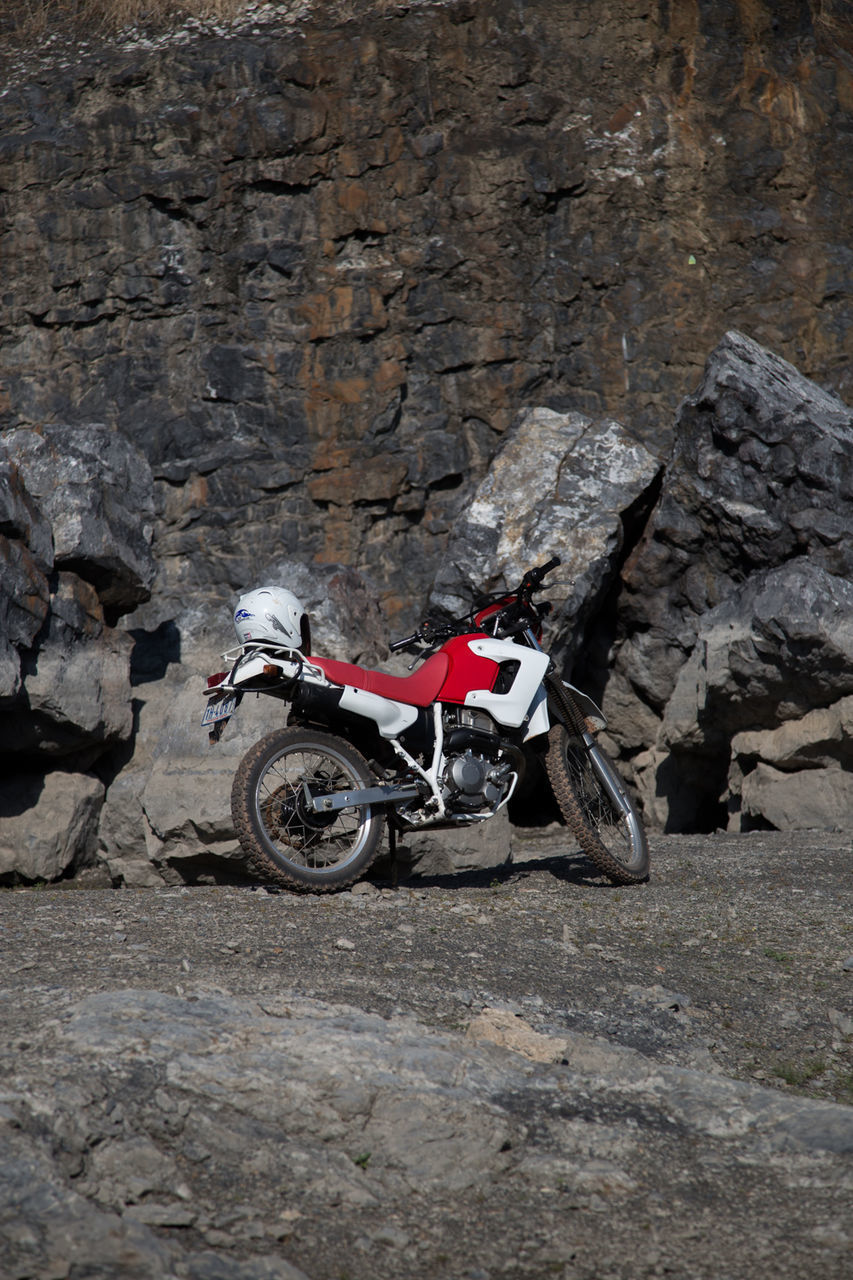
[0,455,53,570]
[15,982,852,1261]
[431,407,661,672]
[395,806,514,879]
[0,1131,176,1280]
[0,535,49,700]
[730,695,853,772]
[646,563,853,827]
[0,458,53,699]
[2,424,156,613]
[611,333,853,828]
[828,1009,853,1043]
[599,667,662,755]
[0,428,158,884]
[736,763,853,832]
[97,766,160,886]
[1,827,851,1277]
[54,987,853,1159]
[663,564,853,752]
[727,695,853,829]
[0,769,104,883]
[0,1115,310,1279]
[1,572,134,760]
[98,638,276,884]
[613,331,853,711]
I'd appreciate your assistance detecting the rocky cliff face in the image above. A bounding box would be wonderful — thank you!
[1,2,852,883]
[3,331,851,884]
[1,0,851,624]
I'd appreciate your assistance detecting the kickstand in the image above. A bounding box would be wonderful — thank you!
[388,822,398,890]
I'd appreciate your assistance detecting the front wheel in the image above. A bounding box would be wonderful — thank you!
[231,728,383,892]
[545,723,649,884]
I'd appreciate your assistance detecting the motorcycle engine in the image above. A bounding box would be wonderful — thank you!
[440,708,517,814]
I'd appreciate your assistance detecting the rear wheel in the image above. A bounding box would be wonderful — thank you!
[545,723,649,884]
[231,728,383,892]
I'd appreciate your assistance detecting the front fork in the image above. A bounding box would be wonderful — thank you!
[584,741,632,818]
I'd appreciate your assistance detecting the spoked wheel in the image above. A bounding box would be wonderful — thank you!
[545,723,649,885]
[231,728,383,891]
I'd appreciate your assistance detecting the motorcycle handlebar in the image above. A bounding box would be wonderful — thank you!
[522,554,561,589]
[390,556,561,650]
[390,617,459,652]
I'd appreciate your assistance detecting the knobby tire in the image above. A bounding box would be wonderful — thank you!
[231,727,383,892]
[545,722,650,885]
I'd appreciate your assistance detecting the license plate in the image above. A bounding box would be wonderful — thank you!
[201,696,237,727]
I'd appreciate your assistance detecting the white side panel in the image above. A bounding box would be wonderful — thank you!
[339,686,419,738]
[463,640,551,728]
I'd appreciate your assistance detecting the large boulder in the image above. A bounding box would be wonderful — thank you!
[0,424,156,879]
[632,564,853,830]
[0,422,155,765]
[107,668,275,886]
[663,564,853,751]
[0,769,104,884]
[612,332,853,830]
[613,330,853,718]
[431,407,661,673]
[2,573,134,760]
[0,457,53,698]
[728,695,853,832]
[2,424,156,614]
[734,763,853,833]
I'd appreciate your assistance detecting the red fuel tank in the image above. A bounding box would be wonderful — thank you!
[435,634,499,704]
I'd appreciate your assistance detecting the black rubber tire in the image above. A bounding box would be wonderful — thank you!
[545,723,650,884]
[231,728,383,892]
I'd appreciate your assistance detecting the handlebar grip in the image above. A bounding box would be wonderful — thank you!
[524,554,561,588]
[389,632,419,652]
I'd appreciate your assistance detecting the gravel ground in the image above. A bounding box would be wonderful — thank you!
[7,829,848,1101]
[1,828,851,1280]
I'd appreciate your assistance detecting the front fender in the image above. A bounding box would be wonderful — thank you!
[562,681,606,731]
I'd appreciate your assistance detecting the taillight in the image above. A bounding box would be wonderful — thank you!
[207,672,228,689]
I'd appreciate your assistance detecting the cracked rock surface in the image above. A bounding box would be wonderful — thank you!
[1,829,850,1279]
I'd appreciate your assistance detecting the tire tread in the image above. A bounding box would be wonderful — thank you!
[545,724,649,885]
[231,728,382,893]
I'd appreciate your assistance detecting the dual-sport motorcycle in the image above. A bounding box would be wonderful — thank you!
[203,556,649,892]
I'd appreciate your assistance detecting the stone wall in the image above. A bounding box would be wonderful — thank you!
[1,0,851,625]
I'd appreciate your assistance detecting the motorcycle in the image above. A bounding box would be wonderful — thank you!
[202,556,649,892]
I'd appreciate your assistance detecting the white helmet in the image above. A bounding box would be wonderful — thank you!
[233,586,310,651]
